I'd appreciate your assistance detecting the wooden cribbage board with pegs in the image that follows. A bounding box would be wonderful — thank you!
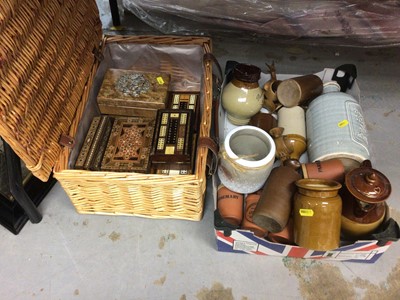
[168,92,200,131]
[150,109,195,173]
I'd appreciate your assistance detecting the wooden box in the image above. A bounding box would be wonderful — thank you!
[150,109,196,174]
[0,0,215,221]
[97,69,170,117]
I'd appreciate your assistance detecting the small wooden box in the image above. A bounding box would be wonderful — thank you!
[101,116,155,173]
[97,69,170,117]
[74,115,114,171]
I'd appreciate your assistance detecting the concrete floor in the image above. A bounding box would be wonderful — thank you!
[1,2,400,299]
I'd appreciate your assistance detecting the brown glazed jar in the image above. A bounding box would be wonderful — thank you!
[294,178,342,251]
[341,160,391,238]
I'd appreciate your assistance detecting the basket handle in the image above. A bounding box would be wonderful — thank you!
[203,53,223,144]
[204,53,223,86]
[198,136,219,176]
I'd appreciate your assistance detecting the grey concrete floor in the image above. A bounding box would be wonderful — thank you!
[1,2,400,300]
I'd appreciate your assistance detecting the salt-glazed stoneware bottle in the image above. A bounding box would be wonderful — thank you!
[306,81,370,172]
[222,63,264,125]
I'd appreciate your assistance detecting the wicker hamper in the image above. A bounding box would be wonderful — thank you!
[0,0,215,220]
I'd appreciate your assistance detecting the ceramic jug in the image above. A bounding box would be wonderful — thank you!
[222,63,264,125]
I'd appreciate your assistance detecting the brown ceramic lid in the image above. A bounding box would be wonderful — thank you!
[345,160,391,204]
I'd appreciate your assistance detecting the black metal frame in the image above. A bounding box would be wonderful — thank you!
[109,0,121,27]
[0,139,56,234]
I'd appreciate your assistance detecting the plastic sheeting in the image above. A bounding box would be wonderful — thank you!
[122,0,400,47]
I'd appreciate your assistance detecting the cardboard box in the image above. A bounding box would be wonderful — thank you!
[213,68,398,263]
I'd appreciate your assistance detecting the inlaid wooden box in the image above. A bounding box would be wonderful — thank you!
[97,69,170,117]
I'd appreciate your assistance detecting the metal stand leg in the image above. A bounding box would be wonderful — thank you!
[109,0,121,27]
[4,142,42,224]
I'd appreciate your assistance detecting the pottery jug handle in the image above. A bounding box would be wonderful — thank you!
[360,160,372,169]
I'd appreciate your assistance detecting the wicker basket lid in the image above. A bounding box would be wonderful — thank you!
[0,0,102,181]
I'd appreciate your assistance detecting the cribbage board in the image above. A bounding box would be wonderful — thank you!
[97,69,170,117]
[150,109,194,165]
[101,116,155,173]
[168,92,200,131]
[150,134,197,175]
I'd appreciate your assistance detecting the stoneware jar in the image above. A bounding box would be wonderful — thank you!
[252,165,302,233]
[241,193,268,237]
[294,178,342,251]
[301,159,345,183]
[306,81,370,172]
[341,160,391,239]
[276,74,323,108]
[218,125,276,194]
[222,63,264,125]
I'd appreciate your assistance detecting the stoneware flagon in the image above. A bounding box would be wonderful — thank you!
[306,81,370,171]
[277,106,307,161]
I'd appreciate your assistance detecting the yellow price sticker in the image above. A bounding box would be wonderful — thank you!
[156,77,165,85]
[299,209,314,217]
[338,119,349,128]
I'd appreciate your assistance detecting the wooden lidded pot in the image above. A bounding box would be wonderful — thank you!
[341,160,391,238]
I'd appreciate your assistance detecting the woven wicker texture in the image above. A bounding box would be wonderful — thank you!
[1,1,213,220]
[0,0,102,181]
[53,35,214,221]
